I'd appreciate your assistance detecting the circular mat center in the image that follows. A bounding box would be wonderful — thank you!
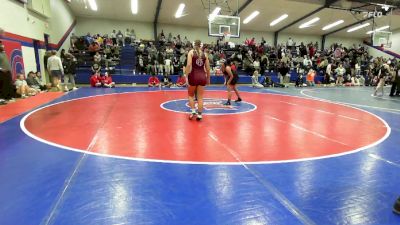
[21,91,389,164]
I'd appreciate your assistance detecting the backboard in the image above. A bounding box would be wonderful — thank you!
[208,15,240,38]
[373,31,392,48]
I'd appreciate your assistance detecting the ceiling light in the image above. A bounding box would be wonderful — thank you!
[299,17,320,29]
[131,0,138,14]
[270,14,288,26]
[322,20,344,30]
[376,25,390,31]
[208,7,221,21]
[175,3,185,18]
[88,0,97,11]
[347,23,370,32]
[366,25,390,34]
[243,11,260,24]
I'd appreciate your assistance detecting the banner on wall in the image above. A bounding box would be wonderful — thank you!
[1,39,25,80]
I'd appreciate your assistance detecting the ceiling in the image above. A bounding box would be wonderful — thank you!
[66,0,400,39]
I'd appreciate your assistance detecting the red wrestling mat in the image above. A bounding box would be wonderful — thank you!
[22,91,388,163]
[0,92,64,123]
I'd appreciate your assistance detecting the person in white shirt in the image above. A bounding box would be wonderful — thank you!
[325,62,332,86]
[253,58,260,72]
[47,50,64,91]
[15,73,37,98]
[335,63,346,86]
[303,56,312,68]
[164,58,172,76]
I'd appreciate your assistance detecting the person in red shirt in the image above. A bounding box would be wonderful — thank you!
[148,74,160,87]
[90,73,102,87]
[102,72,115,88]
[176,74,187,87]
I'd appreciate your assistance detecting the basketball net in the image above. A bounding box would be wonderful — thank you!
[223,31,231,43]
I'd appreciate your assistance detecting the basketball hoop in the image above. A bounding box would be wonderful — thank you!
[223,31,231,43]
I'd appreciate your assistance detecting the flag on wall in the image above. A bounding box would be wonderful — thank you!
[1,39,25,80]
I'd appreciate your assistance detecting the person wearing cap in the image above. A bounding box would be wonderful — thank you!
[221,58,242,105]
[185,40,210,121]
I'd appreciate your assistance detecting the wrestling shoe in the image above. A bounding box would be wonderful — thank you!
[235,98,242,102]
[224,101,231,105]
[189,111,196,120]
[196,112,202,121]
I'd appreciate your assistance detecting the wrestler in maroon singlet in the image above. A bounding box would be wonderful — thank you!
[185,40,210,121]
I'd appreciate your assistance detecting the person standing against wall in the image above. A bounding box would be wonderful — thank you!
[0,33,15,104]
[47,50,64,91]
[63,53,78,91]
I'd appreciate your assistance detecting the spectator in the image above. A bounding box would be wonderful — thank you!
[26,71,46,91]
[15,74,37,98]
[176,74,187,87]
[335,63,345,86]
[94,51,101,64]
[88,42,100,56]
[252,70,263,88]
[306,67,316,87]
[116,30,124,46]
[90,73,102,87]
[110,30,117,44]
[63,53,78,91]
[164,57,172,76]
[325,61,332,86]
[303,55,312,68]
[102,72,115,88]
[148,74,160,87]
[47,50,64,91]
[161,74,172,87]
[0,38,15,103]
[91,63,101,74]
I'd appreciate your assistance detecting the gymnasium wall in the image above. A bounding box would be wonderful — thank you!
[0,0,75,75]
[74,17,363,48]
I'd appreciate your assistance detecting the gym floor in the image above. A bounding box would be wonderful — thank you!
[0,86,399,225]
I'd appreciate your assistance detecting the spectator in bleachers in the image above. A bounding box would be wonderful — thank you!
[84,33,93,46]
[94,51,101,64]
[90,73,102,87]
[116,30,124,46]
[15,74,37,98]
[88,42,100,56]
[91,63,101,74]
[148,74,160,87]
[102,72,115,88]
[136,55,145,75]
[110,30,117,45]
